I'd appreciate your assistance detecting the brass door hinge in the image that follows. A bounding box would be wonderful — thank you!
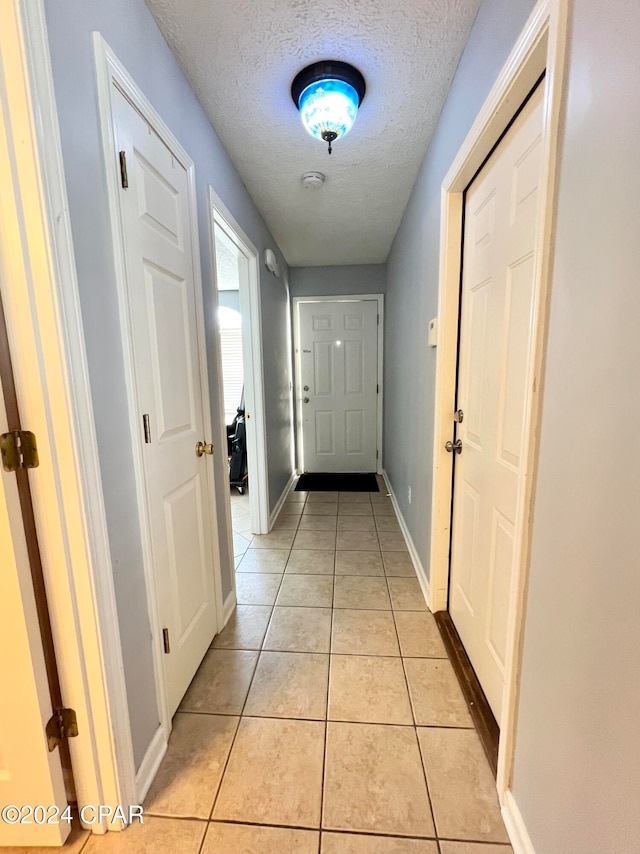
[46,707,78,753]
[0,430,39,472]
[119,151,128,189]
[163,628,170,654]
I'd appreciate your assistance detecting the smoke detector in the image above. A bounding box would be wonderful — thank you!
[302,171,325,190]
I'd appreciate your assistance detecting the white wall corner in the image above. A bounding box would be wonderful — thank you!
[269,471,296,529]
[502,790,536,854]
[382,471,431,610]
[134,725,167,804]
[222,588,237,628]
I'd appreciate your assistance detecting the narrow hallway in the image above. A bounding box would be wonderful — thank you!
[79,481,513,853]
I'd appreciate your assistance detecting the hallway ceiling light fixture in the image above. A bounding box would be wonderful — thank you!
[291,61,366,154]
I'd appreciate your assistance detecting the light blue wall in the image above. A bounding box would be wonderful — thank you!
[44,0,291,767]
[290,264,386,298]
[383,0,536,581]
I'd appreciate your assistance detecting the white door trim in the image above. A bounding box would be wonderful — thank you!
[208,187,270,535]
[292,294,384,476]
[94,36,226,740]
[0,0,135,826]
[428,0,568,809]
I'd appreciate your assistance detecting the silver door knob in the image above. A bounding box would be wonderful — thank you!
[303,397,310,404]
[445,439,462,454]
[195,441,214,457]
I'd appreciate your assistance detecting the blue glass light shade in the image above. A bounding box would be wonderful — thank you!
[298,79,359,144]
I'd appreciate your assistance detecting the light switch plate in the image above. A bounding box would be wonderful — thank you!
[428,317,438,347]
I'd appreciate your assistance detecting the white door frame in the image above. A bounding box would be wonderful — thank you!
[293,294,384,476]
[0,0,135,828]
[208,189,270,535]
[428,0,568,818]
[94,35,226,753]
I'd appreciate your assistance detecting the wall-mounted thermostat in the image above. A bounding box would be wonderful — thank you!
[428,318,438,347]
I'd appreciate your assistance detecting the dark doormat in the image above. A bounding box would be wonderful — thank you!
[296,473,379,492]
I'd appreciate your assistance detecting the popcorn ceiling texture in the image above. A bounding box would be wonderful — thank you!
[145,0,481,266]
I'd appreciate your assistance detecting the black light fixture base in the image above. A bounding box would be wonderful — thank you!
[291,60,366,108]
[322,130,338,154]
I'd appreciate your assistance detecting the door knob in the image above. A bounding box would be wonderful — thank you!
[445,439,462,454]
[195,441,214,457]
[303,385,309,391]
[303,397,310,404]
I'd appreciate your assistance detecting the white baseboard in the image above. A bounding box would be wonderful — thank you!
[382,470,431,610]
[135,725,167,804]
[502,789,536,854]
[269,471,296,528]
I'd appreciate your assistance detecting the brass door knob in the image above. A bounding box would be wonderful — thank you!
[195,441,214,457]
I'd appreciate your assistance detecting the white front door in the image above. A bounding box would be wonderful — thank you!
[113,87,219,717]
[298,300,378,473]
[449,83,544,725]
[0,381,69,847]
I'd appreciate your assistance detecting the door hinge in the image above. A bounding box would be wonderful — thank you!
[377,383,379,394]
[163,628,171,654]
[377,314,380,326]
[143,413,151,444]
[46,707,78,753]
[0,430,39,472]
[119,150,128,189]
[376,449,379,459]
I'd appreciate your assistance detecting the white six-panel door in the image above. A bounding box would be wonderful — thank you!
[298,300,378,473]
[449,84,544,725]
[112,87,218,718]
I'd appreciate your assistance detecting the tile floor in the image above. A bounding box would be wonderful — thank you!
[34,480,513,854]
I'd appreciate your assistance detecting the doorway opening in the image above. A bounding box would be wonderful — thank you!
[210,191,270,567]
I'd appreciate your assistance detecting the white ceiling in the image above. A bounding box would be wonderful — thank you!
[145,0,481,267]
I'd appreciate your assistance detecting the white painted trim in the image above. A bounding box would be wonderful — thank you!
[222,589,237,627]
[134,726,167,805]
[94,36,227,743]
[502,790,537,854]
[0,0,135,827]
[427,0,568,821]
[269,471,296,528]
[382,471,431,610]
[209,187,271,535]
[292,294,384,475]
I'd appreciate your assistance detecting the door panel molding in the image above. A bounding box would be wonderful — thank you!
[293,294,384,475]
[428,0,568,810]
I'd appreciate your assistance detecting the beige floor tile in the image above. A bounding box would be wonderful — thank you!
[286,549,335,574]
[334,576,391,610]
[417,728,509,843]
[338,492,372,502]
[335,551,384,576]
[203,823,319,854]
[237,549,289,573]
[378,531,408,552]
[323,722,434,837]
[144,713,238,818]
[336,530,380,551]
[394,611,447,657]
[213,717,325,827]
[272,514,302,530]
[439,844,514,854]
[231,503,250,519]
[244,651,329,719]
[18,819,88,854]
[337,515,376,532]
[212,604,272,650]
[372,502,395,516]
[83,816,206,854]
[287,490,308,502]
[282,501,304,515]
[404,658,473,727]
[235,573,282,605]
[293,529,337,550]
[263,606,332,652]
[331,609,400,656]
[233,532,252,557]
[322,832,439,853]
[306,492,339,503]
[388,577,428,611]
[338,503,373,516]
[250,530,296,549]
[232,515,253,535]
[298,514,339,531]
[383,552,417,577]
[180,649,258,714]
[276,574,334,607]
[375,515,401,532]
[303,503,339,516]
[328,655,412,724]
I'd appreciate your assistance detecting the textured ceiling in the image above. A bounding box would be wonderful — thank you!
[145,0,481,267]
